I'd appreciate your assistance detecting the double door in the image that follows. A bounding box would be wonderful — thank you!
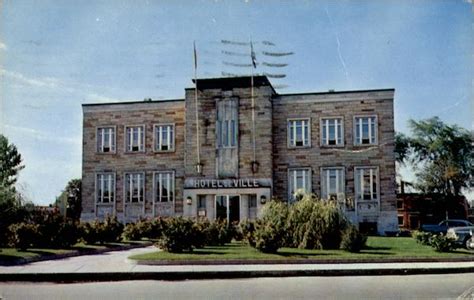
[215,195,240,223]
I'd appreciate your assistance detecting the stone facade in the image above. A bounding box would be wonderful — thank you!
[81,76,398,234]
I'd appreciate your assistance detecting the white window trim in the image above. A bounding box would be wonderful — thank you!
[287,118,311,148]
[353,115,378,146]
[152,171,175,214]
[287,167,312,201]
[153,123,175,152]
[96,126,117,154]
[320,167,345,200]
[124,124,146,153]
[123,172,145,203]
[320,117,344,147]
[354,166,380,202]
[94,172,116,217]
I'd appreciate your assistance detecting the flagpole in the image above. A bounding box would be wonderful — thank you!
[250,40,257,170]
[194,41,201,174]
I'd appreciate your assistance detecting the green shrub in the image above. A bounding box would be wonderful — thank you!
[239,219,257,247]
[8,223,40,250]
[430,234,455,252]
[340,225,367,253]
[80,216,123,244]
[147,217,166,239]
[122,222,144,241]
[156,217,198,253]
[253,200,289,253]
[286,194,347,249]
[30,210,80,248]
[412,230,432,245]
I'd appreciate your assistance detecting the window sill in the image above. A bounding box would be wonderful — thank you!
[124,151,146,154]
[320,144,345,148]
[287,145,312,150]
[154,149,176,153]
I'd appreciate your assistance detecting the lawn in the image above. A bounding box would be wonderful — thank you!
[129,237,474,262]
[0,241,151,265]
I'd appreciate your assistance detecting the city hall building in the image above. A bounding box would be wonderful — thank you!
[81,76,398,234]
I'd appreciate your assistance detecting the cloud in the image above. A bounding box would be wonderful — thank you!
[0,42,6,51]
[85,93,135,103]
[4,124,81,145]
[0,68,59,88]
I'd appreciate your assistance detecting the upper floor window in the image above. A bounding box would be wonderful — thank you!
[217,119,237,148]
[288,168,311,202]
[97,127,116,153]
[354,116,377,145]
[321,118,343,146]
[96,173,115,203]
[124,172,145,203]
[354,167,379,201]
[154,124,174,152]
[125,125,145,152]
[321,167,345,200]
[288,119,310,147]
[154,171,175,203]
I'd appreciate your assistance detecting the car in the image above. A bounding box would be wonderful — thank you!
[446,226,474,249]
[421,219,474,234]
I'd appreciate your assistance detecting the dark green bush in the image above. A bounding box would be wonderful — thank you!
[412,230,432,246]
[430,234,455,252]
[29,210,80,248]
[8,223,40,250]
[253,201,289,253]
[156,217,198,253]
[340,225,367,253]
[122,222,144,241]
[80,216,123,244]
[286,195,347,249]
[239,219,257,247]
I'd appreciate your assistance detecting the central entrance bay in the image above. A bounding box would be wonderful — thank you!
[215,195,240,222]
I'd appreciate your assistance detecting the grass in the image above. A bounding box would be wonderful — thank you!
[129,237,474,262]
[0,240,150,265]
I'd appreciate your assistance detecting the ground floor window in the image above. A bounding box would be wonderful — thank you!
[288,168,311,202]
[320,167,345,200]
[125,172,145,203]
[96,173,115,203]
[354,166,379,201]
[154,171,175,203]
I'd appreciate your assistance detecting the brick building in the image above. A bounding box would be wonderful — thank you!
[81,76,398,234]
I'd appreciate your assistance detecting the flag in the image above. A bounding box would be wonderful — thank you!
[193,41,197,70]
[250,41,257,68]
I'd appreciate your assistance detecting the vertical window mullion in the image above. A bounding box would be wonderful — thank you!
[325,119,329,144]
[334,120,338,144]
[167,173,171,201]
[360,169,364,200]
[159,173,162,202]
[166,126,171,149]
[358,119,363,144]
[293,122,296,146]
[326,170,330,198]
[335,170,339,194]
[369,169,374,200]
[368,118,372,144]
[302,121,306,145]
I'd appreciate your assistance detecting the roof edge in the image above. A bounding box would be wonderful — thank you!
[82,98,184,107]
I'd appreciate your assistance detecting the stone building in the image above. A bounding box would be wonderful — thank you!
[81,76,398,234]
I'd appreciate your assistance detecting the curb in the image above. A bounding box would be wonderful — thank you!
[0,242,153,266]
[1,266,474,282]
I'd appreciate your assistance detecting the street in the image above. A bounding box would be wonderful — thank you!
[1,274,474,300]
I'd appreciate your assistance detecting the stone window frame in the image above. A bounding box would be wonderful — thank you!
[287,118,311,149]
[320,117,344,147]
[353,115,378,146]
[95,172,116,205]
[96,126,117,154]
[287,167,312,202]
[320,167,345,200]
[153,123,175,152]
[123,171,146,203]
[152,170,175,204]
[354,166,380,202]
[124,124,146,153]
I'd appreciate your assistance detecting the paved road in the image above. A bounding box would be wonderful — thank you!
[1,274,474,299]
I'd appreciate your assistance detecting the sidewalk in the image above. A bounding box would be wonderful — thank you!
[1,246,474,282]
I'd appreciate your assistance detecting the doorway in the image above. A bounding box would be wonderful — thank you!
[215,195,240,222]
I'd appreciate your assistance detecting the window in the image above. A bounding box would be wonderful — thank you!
[217,119,237,148]
[154,171,175,203]
[97,127,116,153]
[354,167,379,201]
[288,119,310,147]
[124,172,145,203]
[398,216,404,226]
[154,124,174,151]
[321,168,345,200]
[197,195,206,209]
[354,116,377,145]
[248,195,257,208]
[96,173,115,203]
[288,168,311,201]
[321,118,343,146]
[125,125,145,152]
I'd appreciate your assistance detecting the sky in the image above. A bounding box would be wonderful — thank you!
[0,0,472,205]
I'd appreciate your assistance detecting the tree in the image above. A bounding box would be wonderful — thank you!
[56,179,82,221]
[395,117,473,196]
[0,134,24,189]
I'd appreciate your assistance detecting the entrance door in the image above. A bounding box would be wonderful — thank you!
[215,195,240,222]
